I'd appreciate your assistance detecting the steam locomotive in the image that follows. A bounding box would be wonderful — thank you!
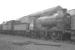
[0,6,74,41]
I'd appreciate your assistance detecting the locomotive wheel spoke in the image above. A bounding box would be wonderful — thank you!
[51,32,60,40]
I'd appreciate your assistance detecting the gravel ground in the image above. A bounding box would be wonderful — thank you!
[0,34,75,50]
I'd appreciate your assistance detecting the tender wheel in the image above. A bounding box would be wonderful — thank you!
[62,32,71,40]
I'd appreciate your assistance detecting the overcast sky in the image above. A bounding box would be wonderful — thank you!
[0,0,74,23]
